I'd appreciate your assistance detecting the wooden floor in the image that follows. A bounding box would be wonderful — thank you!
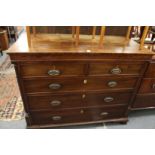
[7,32,154,55]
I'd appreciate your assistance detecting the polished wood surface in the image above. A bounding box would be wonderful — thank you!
[23,76,138,94]
[12,53,144,128]
[27,92,131,110]
[7,32,154,54]
[20,62,85,77]
[20,61,144,78]
[30,105,127,125]
[89,62,144,76]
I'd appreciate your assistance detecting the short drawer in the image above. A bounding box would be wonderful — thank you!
[133,94,155,109]
[89,62,144,76]
[23,77,138,94]
[144,62,155,78]
[27,92,131,110]
[20,62,84,77]
[27,94,83,110]
[139,78,155,94]
[84,92,131,107]
[30,106,127,125]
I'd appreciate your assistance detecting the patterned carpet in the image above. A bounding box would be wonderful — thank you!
[0,54,24,121]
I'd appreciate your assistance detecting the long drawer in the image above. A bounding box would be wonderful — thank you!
[27,92,131,110]
[23,77,138,94]
[30,105,127,125]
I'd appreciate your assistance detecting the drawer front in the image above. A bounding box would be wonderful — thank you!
[30,106,127,125]
[139,79,155,93]
[20,62,84,77]
[24,77,138,94]
[89,62,144,76]
[27,92,131,110]
[133,94,155,108]
[84,92,131,106]
[144,63,155,78]
[24,78,84,93]
[27,94,83,110]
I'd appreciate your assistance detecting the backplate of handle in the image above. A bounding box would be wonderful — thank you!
[49,83,61,90]
[50,100,61,106]
[107,81,117,88]
[48,69,60,76]
[100,112,109,116]
[110,67,122,74]
[104,97,114,103]
[51,116,62,121]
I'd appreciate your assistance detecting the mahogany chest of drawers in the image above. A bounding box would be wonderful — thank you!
[8,53,152,128]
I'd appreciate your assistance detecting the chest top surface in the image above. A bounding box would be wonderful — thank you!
[7,32,154,55]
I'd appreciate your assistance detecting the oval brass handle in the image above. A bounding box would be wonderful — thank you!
[48,69,60,76]
[107,81,117,88]
[49,83,61,90]
[100,112,109,116]
[110,67,122,74]
[50,100,61,106]
[51,116,62,121]
[104,97,114,103]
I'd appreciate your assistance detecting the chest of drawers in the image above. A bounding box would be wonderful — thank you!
[8,53,151,128]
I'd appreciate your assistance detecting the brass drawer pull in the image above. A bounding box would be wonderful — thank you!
[49,83,61,90]
[82,94,86,99]
[51,116,62,121]
[100,112,109,116]
[50,100,61,106]
[111,67,122,74]
[108,81,117,88]
[83,79,87,84]
[48,69,60,76]
[104,97,114,103]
